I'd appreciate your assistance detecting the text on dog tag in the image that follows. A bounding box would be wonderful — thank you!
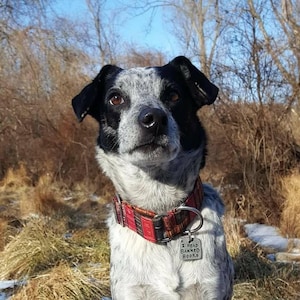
[180,236,202,261]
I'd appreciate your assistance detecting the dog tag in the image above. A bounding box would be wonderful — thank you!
[180,236,202,261]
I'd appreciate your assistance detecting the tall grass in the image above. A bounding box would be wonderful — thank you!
[201,102,299,227]
[280,171,300,238]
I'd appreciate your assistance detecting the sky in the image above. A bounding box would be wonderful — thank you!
[53,0,179,59]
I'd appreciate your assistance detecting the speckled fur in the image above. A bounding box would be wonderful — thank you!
[106,184,233,300]
[112,68,180,165]
[72,56,234,299]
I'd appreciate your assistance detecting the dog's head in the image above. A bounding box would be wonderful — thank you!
[72,56,218,168]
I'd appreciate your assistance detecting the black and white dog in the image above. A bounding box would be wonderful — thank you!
[72,56,233,299]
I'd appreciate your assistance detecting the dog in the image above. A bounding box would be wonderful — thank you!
[72,56,234,299]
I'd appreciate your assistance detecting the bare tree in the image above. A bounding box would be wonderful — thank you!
[86,0,119,65]
[168,0,225,78]
[125,0,231,78]
[215,1,286,105]
[247,0,300,110]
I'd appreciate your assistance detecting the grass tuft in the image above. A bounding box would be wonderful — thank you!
[280,171,300,238]
[223,215,245,258]
[233,241,300,299]
[11,262,110,300]
[0,164,31,190]
[27,174,73,217]
[0,218,75,279]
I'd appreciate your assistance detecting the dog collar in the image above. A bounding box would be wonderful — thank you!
[112,178,204,243]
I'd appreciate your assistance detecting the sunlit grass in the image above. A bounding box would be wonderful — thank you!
[280,171,300,238]
[11,262,110,300]
[1,167,300,299]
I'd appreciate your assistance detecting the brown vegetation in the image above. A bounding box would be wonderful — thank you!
[0,168,111,298]
[280,171,300,238]
[11,262,110,300]
[201,101,299,225]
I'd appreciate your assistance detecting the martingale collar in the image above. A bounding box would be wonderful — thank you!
[112,178,204,243]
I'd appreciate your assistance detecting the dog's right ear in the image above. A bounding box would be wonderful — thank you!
[169,56,219,108]
[72,65,122,122]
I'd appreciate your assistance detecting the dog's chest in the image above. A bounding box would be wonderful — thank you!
[108,201,226,290]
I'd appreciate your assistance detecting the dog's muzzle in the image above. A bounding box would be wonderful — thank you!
[122,106,179,163]
[138,107,168,136]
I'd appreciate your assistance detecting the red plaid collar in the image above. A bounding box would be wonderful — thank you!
[112,178,204,243]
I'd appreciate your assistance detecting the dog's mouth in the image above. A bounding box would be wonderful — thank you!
[131,139,166,153]
[122,137,180,166]
[121,134,180,164]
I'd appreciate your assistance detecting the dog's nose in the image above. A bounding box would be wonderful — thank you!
[138,107,168,135]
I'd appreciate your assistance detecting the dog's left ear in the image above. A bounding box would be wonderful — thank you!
[72,65,122,122]
[169,56,219,107]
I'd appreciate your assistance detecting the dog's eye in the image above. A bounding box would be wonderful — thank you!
[109,95,125,106]
[169,91,180,103]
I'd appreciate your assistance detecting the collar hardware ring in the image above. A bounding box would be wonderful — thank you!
[177,204,204,234]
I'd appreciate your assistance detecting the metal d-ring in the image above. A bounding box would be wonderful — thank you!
[177,204,204,234]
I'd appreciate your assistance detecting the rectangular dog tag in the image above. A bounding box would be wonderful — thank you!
[180,236,202,261]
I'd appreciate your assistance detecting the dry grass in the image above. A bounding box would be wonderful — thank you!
[201,102,299,227]
[233,259,300,299]
[23,173,74,218]
[280,171,300,238]
[0,165,31,247]
[0,217,111,298]
[0,219,74,279]
[0,112,299,299]
[291,108,300,147]
[226,221,300,299]
[223,209,300,299]
[223,215,245,258]
[0,166,111,298]
[11,262,110,300]
[0,166,72,223]
[1,172,300,298]
[0,165,31,220]
[0,164,31,189]
[0,219,8,250]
